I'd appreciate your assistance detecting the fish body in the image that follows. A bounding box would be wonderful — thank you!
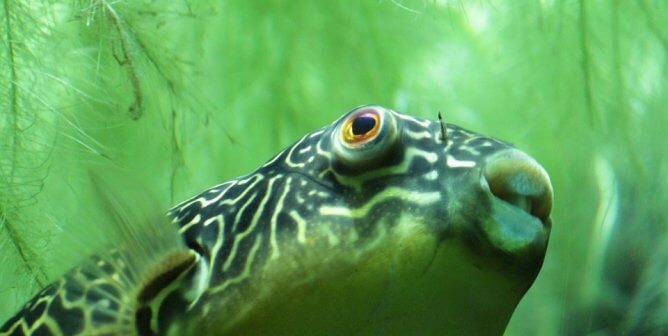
[1,106,553,335]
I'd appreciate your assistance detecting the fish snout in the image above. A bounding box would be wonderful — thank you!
[473,148,553,268]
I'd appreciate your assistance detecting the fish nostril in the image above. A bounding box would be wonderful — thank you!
[482,149,553,223]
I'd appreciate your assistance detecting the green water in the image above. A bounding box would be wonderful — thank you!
[1,1,666,334]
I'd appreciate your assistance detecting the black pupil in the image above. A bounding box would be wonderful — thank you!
[351,115,377,135]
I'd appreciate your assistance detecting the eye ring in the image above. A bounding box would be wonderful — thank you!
[332,106,399,168]
[341,109,382,146]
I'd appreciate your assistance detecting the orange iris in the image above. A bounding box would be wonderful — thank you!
[342,110,381,145]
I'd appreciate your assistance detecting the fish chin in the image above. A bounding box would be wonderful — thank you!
[215,219,529,336]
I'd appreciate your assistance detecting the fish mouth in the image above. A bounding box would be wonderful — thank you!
[479,148,553,264]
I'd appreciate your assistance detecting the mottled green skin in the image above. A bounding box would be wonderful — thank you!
[1,106,552,335]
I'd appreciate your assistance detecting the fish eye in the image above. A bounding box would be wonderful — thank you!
[332,106,399,168]
[342,109,382,145]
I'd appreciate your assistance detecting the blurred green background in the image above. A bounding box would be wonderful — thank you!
[1,1,667,334]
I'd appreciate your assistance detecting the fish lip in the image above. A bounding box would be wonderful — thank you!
[476,149,553,262]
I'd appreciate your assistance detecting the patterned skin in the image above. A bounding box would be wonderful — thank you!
[1,105,552,335]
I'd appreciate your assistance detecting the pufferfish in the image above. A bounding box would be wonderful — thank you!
[1,105,552,335]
